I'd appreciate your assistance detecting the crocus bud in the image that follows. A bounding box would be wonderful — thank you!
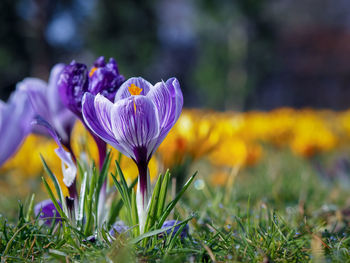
[58,61,89,118]
[88,57,125,101]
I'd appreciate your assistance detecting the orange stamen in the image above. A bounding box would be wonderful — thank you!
[89,67,98,77]
[128,83,143,96]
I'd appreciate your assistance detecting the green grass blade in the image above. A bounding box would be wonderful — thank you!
[129,218,192,245]
[97,150,112,191]
[108,177,138,227]
[157,171,197,228]
[25,194,35,222]
[115,160,130,195]
[144,173,163,234]
[131,189,139,236]
[41,177,67,220]
[40,155,63,204]
[156,170,170,218]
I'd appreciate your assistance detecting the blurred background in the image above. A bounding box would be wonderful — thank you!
[3,0,350,228]
[2,0,350,110]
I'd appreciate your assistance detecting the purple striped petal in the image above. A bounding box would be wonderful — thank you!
[111,96,159,160]
[82,93,126,151]
[147,77,183,151]
[114,77,152,102]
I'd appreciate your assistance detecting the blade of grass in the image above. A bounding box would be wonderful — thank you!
[157,171,197,228]
[156,170,170,218]
[41,177,67,220]
[144,173,163,234]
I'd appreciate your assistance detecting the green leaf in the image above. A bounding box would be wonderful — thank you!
[40,155,63,204]
[157,171,197,228]
[129,218,192,245]
[156,170,170,218]
[97,150,112,192]
[144,173,163,234]
[111,173,132,226]
[108,177,138,227]
[131,188,139,237]
[41,177,67,220]
[25,193,35,222]
[166,221,188,251]
[115,160,130,197]
[40,155,68,216]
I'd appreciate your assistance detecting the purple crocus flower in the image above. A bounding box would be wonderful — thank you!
[109,220,129,237]
[161,220,189,239]
[34,199,62,225]
[82,77,183,232]
[0,88,34,166]
[18,64,76,152]
[89,57,125,101]
[58,56,125,169]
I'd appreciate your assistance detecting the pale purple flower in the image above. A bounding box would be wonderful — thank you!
[161,220,188,239]
[82,77,183,232]
[0,88,34,166]
[18,64,76,151]
[109,220,129,236]
[34,199,62,225]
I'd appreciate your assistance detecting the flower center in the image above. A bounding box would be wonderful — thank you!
[128,84,143,96]
[89,67,98,77]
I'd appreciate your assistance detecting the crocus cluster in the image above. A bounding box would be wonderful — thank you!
[1,55,184,238]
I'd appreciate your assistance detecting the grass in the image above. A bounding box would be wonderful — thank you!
[1,147,350,262]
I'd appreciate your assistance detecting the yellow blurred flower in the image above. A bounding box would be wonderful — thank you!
[1,134,68,196]
[157,109,220,168]
[290,111,337,158]
[209,137,262,167]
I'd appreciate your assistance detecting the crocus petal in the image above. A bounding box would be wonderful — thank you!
[47,63,66,114]
[89,58,125,101]
[34,199,62,225]
[17,78,51,121]
[82,93,127,153]
[55,147,77,187]
[17,66,76,144]
[114,77,152,102]
[58,61,89,117]
[110,96,159,160]
[0,89,33,166]
[147,77,183,152]
[32,116,76,187]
